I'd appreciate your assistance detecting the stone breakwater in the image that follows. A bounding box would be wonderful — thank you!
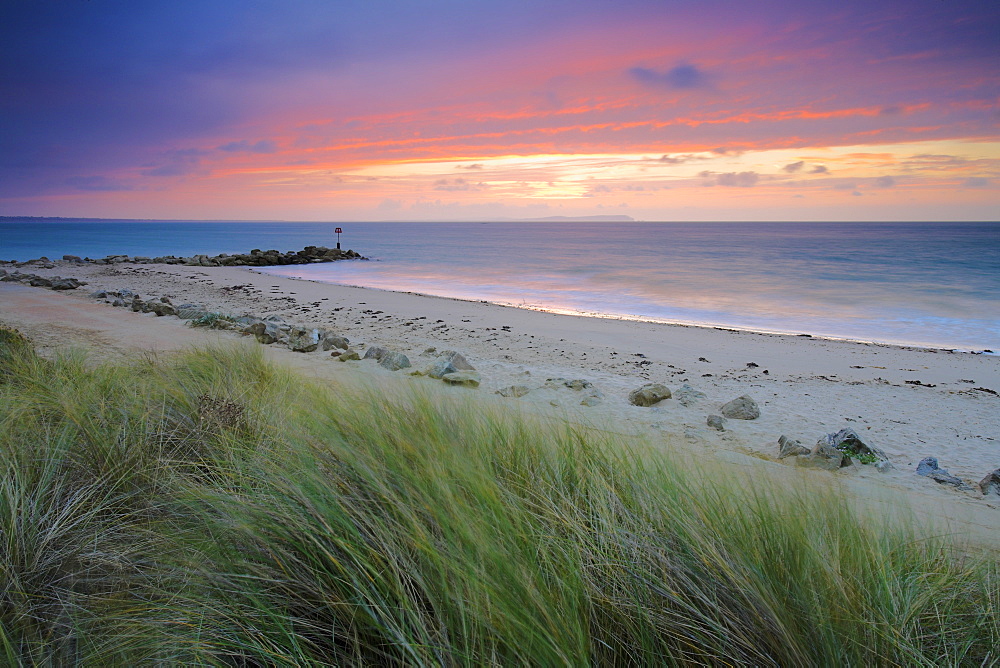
[6,245,365,268]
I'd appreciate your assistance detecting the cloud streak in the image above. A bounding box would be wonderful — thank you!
[629,62,710,90]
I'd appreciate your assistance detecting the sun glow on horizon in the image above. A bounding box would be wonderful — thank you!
[2,1,996,221]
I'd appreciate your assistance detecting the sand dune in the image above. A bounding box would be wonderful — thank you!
[2,260,998,547]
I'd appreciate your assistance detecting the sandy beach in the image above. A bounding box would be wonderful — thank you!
[2,259,998,546]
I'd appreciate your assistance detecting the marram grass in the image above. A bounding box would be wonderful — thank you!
[0,328,996,665]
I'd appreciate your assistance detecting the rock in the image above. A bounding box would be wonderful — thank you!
[363,345,389,362]
[563,379,592,391]
[246,321,282,344]
[336,349,361,362]
[441,371,481,388]
[628,383,671,407]
[28,277,52,287]
[673,384,706,407]
[580,396,602,407]
[378,351,411,371]
[916,457,940,476]
[90,290,109,299]
[822,428,890,465]
[321,335,350,351]
[149,301,177,317]
[800,428,890,471]
[428,350,475,378]
[798,439,848,471]
[720,395,760,420]
[979,469,1000,497]
[778,435,810,459]
[49,278,82,290]
[497,385,531,398]
[62,254,83,262]
[916,458,974,490]
[176,305,209,320]
[706,414,727,431]
[927,471,973,490]
[420,347,437,356]
[287,327,324,353]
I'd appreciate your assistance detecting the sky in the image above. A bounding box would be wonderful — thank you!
[1,0,998,221]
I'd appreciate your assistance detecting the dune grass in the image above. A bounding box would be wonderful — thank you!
[0,325,997,665]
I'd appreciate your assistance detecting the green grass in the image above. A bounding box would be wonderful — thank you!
[0,326,997,665]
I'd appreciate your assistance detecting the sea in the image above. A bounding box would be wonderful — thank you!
[2,219,998,352]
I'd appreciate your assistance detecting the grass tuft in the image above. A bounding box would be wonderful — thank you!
[0,334,997,665]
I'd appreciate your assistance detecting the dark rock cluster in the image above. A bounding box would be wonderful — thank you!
[89,246,364,266]
[0,269,86,290]
[6,246,365,268]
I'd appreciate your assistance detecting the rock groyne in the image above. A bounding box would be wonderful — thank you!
[6,245,365,268]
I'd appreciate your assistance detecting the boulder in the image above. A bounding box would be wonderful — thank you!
[378,351,411,371]
[321,335,350,351]
[628,383,671,407]
[50,278,82,290]
[798,439,848,470]
[916,457,940,476]
[822,428,889,465]
[778,435,810,459]
[177,305,210,320]
[497,385,531,398]
[673,384,706,407]
[427,350,475,379]
[246,321,282,344]
[706,414,727,431]
[363,345,390,362]
[336,349,361,362]
[149,301,177,317]
[916,458,974,490]
[928,471,973,490]
[563,379,592,391]
[287,327,323,353]
[720,395,760,420]
[441,371,481,388]
[979,469,1000,497]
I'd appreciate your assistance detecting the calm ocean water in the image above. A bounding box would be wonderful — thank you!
[2,219,998,351]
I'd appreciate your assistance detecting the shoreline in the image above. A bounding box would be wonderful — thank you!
[252,268,996,357]
[2,258,999,547]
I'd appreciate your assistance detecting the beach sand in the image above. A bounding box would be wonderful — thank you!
[2,260,998,547]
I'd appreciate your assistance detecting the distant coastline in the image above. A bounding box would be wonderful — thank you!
[1,214,636,223]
